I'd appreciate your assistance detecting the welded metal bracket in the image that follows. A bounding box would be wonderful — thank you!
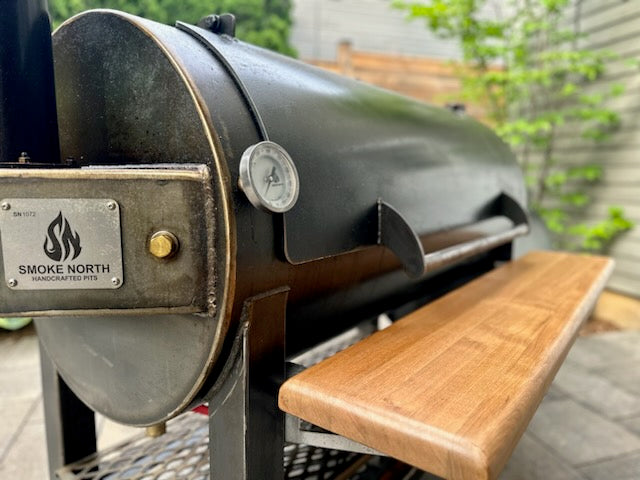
[196,13,236,37]
[377,201,425,277]
[283,360,384,455]
[206,288,288,480]
[282,319,388,455]
[40,341,96,480]
[206,290,389,479]
[378,192,530,278]
[284,411,385,456]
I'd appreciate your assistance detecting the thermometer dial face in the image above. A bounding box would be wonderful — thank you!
[239,141,299,213]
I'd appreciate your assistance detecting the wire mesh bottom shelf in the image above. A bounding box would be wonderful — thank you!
[56,412,430,480]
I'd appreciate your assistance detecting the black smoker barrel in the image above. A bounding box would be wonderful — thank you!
[0,10,527,427]
[0,0,59,164]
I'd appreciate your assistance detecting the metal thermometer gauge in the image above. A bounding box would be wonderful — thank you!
[239,141,300,213]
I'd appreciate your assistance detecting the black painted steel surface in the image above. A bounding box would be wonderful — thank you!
[0,0,59,164]
[177,22,526,264]
[32,11,527,425]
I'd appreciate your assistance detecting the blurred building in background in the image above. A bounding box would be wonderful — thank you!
[291,0,459,61]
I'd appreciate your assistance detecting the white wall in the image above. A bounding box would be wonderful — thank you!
[290,0,461,60]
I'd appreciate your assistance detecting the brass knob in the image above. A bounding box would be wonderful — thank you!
[149,231,179,259]
[145,422,166,438]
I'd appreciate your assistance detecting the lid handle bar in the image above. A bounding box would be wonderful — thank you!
[378,193,530,278]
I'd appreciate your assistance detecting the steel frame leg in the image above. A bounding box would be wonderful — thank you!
[207,287,288,480]
[40,340,97,480]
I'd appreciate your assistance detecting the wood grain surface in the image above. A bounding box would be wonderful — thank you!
[279,251,614,480]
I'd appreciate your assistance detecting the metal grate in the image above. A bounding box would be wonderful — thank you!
[56,413,379,480]
[57,412,434,480]
[56,413,210,480]
[289,320,380,368]
[283,444,361,479]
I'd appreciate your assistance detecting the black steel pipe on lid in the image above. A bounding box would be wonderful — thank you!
[0,0,60,164]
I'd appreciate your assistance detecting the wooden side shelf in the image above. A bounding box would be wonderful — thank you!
[279,251,613,480]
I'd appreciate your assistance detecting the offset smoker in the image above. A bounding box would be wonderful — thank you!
[0,6,611,480]
[8,8,526,423]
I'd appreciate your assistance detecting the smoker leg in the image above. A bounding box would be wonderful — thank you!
[207,288,288,480]
[39,340,96,480]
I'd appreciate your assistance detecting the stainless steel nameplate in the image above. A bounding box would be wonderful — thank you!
[0,198,123,290]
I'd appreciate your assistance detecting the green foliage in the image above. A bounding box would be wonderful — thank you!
[395,0,633,252]
[567,206,634,251]
[49,0,296,56]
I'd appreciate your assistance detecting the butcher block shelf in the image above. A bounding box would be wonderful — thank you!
[279,251,614,480]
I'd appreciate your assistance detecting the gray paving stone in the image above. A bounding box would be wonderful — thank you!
[526,399,640,465]
[0,396,37,461]
[552,361,640,419]
[1,327,39,368]
[622,416,640,436]
[595,330,640,351]
[499,433,586,480]
[543,384,569,403]
[566,335,640,370]
[27,397,44,425]
[0,328,41,394]
[593,360,640,396]
[0,362,41,399]
[0,421,48,480]
[580,451,640,480]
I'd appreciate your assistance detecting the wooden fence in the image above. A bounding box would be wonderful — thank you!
[308,41,480,114]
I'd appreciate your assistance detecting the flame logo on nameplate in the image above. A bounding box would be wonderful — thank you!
[43,212,82,262]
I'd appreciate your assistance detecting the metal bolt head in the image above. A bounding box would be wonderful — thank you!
[7,278,17,287]
[106,201,117,211]
[111,277,121,287]
[1,202,10,211]
[149,231,179,259]
[145,423,166,438]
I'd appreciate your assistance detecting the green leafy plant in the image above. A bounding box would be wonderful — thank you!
[394,0,633,251]
[49,0,297,56]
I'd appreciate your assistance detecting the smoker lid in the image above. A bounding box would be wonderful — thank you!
[179,24,527,265]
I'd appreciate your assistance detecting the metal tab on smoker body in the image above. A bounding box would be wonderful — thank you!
[0,198,123,290]
[0,166,214,317]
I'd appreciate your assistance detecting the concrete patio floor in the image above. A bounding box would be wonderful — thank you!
[1,323,639,480]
